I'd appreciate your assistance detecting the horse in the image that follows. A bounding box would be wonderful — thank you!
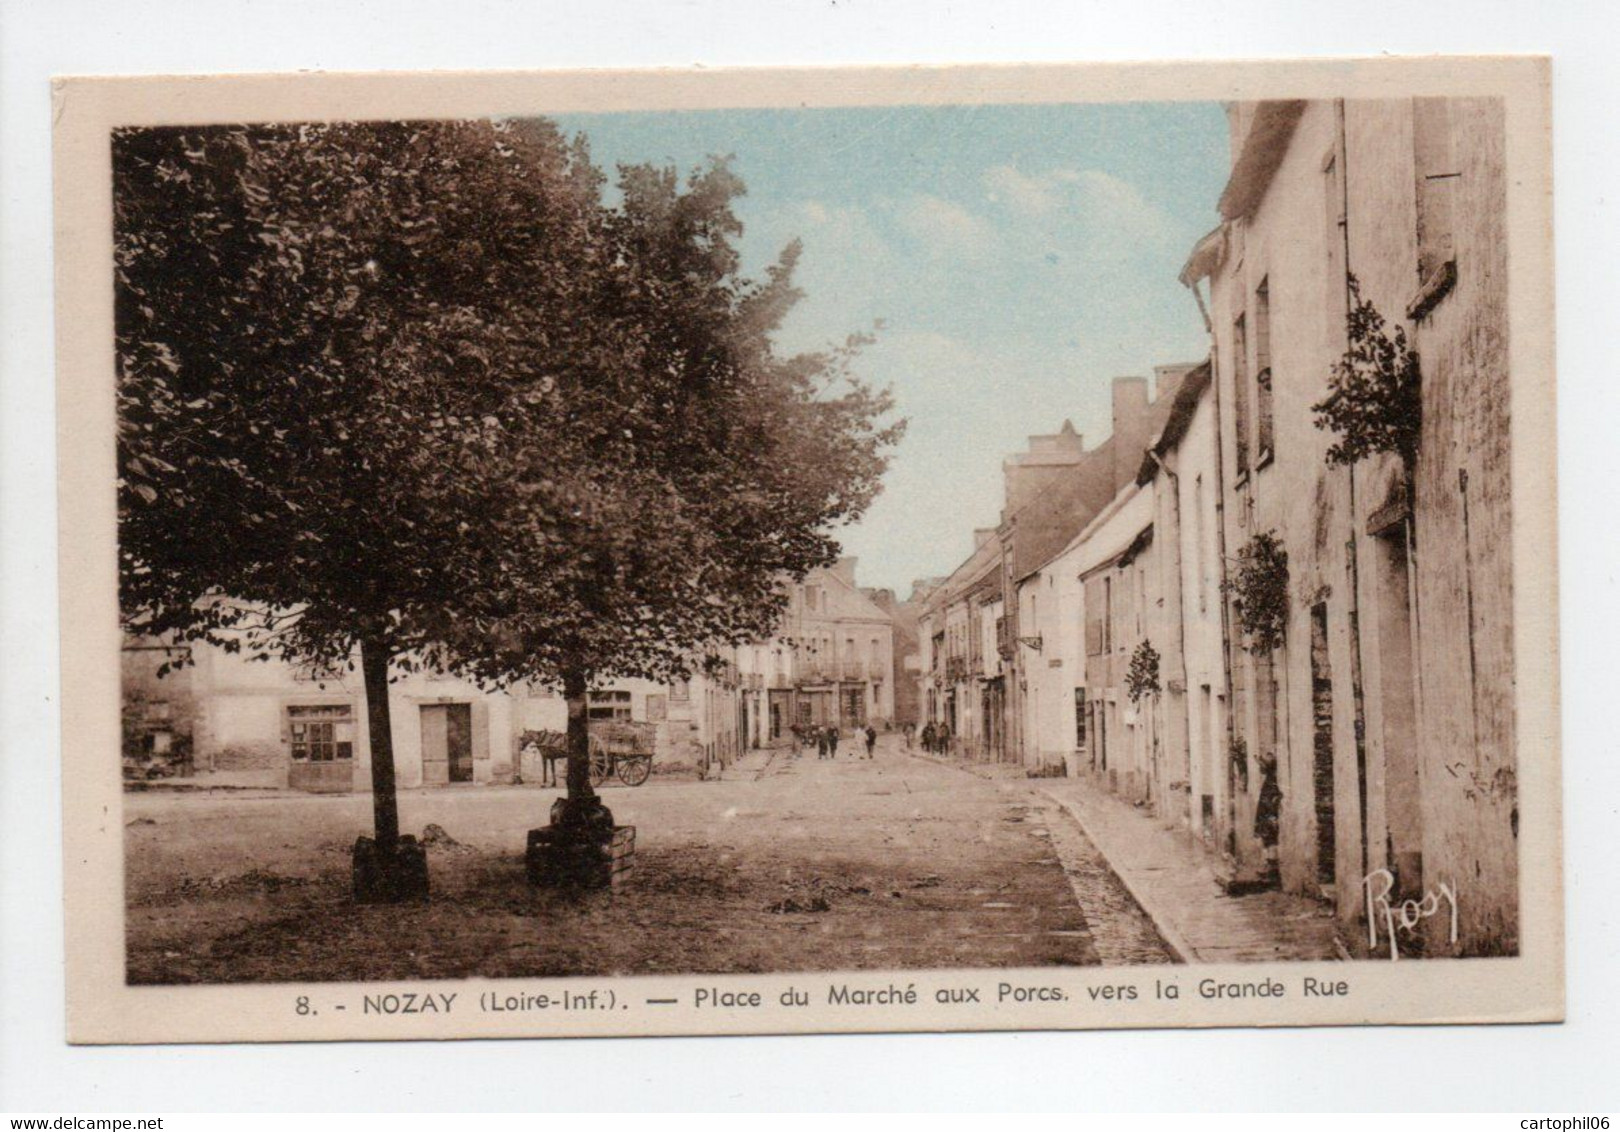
[517,729,569,787]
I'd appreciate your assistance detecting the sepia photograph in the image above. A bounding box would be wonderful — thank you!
[50,56,1560,1044]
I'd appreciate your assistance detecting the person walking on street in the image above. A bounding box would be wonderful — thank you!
[863,724,877,759]
[828,726,841,758]
[816,726,830,760]
[1254,753,1283,885]
[903,722,914,750]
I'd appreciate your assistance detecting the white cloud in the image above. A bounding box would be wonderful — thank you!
[1070,169,1178,250]
[895,195,996,257]
[983,165,1068,216]
[982,165,1178,251]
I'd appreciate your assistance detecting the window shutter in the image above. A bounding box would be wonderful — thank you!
[471,699,491,758]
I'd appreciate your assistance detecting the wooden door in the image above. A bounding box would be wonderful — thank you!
[420,705,449,786]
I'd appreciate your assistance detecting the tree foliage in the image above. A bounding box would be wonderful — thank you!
[114,118,903,690]
[1312,275,1423,468]
[1223,530,1290,654]
[1125,639,1161,703]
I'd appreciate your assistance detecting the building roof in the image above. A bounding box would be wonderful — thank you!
[1136,360,1214,486]
[1074,481,1153,580]
[920,528,1003,621]
[1216,100,1308,221]
[802,564,895,626]
[1178,224,1227,287]
[1004,440,1120,584]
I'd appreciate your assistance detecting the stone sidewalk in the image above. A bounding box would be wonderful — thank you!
[1033,774,1342,964]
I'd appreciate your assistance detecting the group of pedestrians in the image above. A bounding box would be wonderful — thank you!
[917,720,953,755]
[794,723,879,760]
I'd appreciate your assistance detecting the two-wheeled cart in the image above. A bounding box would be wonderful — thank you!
[518,721,655,788]
[585,721,655,787]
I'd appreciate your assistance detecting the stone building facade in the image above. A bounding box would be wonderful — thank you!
[1182,97,1516,955]
[909,96,1514,960]
[120,635,747,792]
[1136,366,1231,851]
[1076,481,1158,802]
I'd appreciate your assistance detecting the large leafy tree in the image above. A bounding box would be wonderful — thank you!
[115,119,900,870]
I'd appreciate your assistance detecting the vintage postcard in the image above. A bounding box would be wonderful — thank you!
[54,56,1560,1044]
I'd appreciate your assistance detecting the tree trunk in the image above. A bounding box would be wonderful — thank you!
[552,666,613,833]
[360,637,400,852]
[563,667,596,807]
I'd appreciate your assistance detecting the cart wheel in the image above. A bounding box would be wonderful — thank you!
[589,750,612,788]
[618,756,652,787]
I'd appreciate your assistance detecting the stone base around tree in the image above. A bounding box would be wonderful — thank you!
[525,824,636,889]
[352,834,429,903]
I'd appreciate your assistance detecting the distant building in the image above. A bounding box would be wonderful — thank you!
[918,530,1003,758]
[865,581,937,728]
[1006,372,1190,774]
[778,559,897,734]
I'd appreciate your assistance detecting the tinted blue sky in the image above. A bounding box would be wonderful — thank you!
[552,102,1230,595]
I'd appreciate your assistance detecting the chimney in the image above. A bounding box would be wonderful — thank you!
[1111,376,1151,491]
[831,557,858,585]
[1001,419,1087,516]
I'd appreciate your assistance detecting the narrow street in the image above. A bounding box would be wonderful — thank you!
[125,735,1172,984]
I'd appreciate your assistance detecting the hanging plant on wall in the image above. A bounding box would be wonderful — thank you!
[1229,736,1251,793]
[1224,530,1290,654]
[1126,639,1162,703]
[1311,274,1423,467]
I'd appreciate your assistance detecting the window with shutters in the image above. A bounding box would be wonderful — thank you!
[1084,576,1105,656]
[1103,574,1115,654]
[588,690,633,721]
[1410,97,1459,318]
[1194,474,1209,614]
[1232,311,1251,477]
[1255,277,1274,465]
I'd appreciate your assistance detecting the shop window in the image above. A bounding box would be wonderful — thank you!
[288,703,355,762]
